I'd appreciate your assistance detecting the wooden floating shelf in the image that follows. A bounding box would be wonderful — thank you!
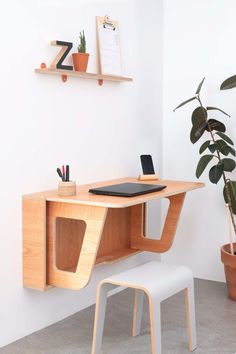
[35,68,133,85]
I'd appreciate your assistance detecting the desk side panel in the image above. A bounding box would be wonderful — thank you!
[22,196,47,290]
[46,202,108,290]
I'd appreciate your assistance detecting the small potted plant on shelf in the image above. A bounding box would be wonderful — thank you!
[72,30,89,72]
[174,78,236,300]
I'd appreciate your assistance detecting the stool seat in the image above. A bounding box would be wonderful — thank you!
[91,261,197,354]
[101,261,193,301]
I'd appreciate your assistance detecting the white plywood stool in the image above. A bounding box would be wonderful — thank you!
[91,261,197,354]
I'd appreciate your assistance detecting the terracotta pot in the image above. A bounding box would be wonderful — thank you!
[72,53,89,72]
[221,243,236,300]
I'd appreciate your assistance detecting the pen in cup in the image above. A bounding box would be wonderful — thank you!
[57,168,63,180]
[66,165,69,182]
[62,165,65,181]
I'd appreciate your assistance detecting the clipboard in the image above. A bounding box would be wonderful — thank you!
[96,16,122,76]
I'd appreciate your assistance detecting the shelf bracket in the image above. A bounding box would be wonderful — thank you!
[61,74,67,82]
[40,63,67,82]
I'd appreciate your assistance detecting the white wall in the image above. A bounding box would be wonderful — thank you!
[162,0,236,281]
[0,0,163,347]
[3,0,236,347]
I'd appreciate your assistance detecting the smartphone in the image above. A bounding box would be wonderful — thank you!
[140,155,155,175]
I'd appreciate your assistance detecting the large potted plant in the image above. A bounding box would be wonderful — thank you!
[72,30,90,72]
[174,78,236,300]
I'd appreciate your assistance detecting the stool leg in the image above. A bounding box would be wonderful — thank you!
[149,297,161,354]
[185,281,197,351]
[132,289,144,337]
[91,283,116,354]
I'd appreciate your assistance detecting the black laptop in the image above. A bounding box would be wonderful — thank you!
[89,182,166,197]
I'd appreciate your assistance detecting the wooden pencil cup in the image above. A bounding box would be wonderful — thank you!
[58,181,76,196]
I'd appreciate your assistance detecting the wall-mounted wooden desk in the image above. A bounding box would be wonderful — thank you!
[22,177,204,291]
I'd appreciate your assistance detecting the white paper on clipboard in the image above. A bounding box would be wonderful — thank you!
[97,16,122,76]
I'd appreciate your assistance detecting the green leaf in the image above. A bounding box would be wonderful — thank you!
[215,139,230,156]
[209,162,224,184]
[208,144,216,153]
[199,140,211,154]
[195,77,205,94]
[190,122,208,144]
[206,106,230,117]
[206,119,226,133]
[229,146,236,157]
[216,132,234,145]
[220,75,236,90]
[196,154,214,178]
[173,96,197,111]
[190,107,208,145]
[191,106,207,126]
[224,180,236,214]
[222,158,236,172]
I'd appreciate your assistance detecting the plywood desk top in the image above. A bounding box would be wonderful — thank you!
[23,177,204,208]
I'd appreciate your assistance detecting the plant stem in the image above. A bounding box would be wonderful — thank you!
[226,204,234,254]
[197,95,236,249]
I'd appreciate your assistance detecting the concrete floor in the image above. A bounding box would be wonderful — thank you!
[1,279,236,354]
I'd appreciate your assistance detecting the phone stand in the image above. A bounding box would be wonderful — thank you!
[138,174,159,181]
